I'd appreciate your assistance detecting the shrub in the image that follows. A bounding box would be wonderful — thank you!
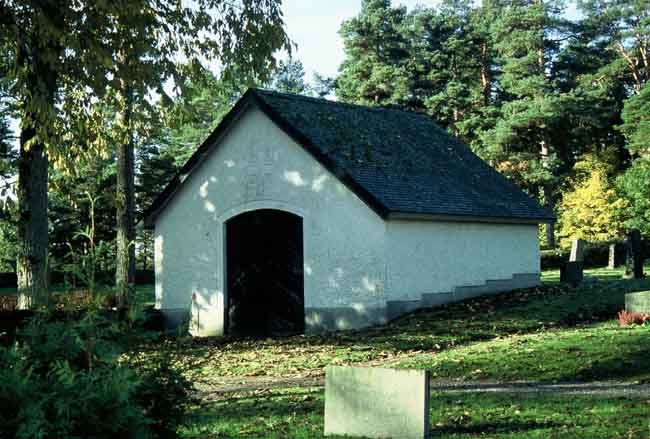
[617,310,650,326]
[0,308,147,438]
[136,355,197,439]
[0,306,192,438]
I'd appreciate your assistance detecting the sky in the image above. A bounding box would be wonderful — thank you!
[280,0,438,80]
[280,0,581,82]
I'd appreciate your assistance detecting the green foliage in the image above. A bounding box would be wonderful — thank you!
[578,0,650,93]
[0,309,147,438]
[312,73,336,97]
[617,157,650,236]
[135,354,197,439]
[1,0,292,302]
[620,82,650,157]
[334,0,649,249]
[61,193,114,292]
[1,0,292,166]
[336,0,412,107]
[0,306,194,438]
[49,159,117,278]
[266,58,310,95]
[480,0,570,203]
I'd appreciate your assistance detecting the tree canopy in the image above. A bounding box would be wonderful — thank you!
[336,0,650,247]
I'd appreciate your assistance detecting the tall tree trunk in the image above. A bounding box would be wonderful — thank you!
[116,85,136,307]
[17,125,49,309]
[480,42,491,106]
[536,8,556,249]
[540,140,556,249]
[542,184,555,248]
[15,24,58,308]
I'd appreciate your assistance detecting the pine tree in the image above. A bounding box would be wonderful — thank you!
[267,59,310,95]
[410,0,495,143]
[336,0,412,106]
[578,0,650,93]
[620,82,650,157]
[482,0,570,248]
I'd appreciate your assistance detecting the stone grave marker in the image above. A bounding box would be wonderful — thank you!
[608,243,625,269]
[324,366,430,438]
[625,229,644,279]
[570,238,586,262]
[625,291,650,313]
[560,261,584,286]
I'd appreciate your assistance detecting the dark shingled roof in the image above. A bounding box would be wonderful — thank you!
[144,88,554,226]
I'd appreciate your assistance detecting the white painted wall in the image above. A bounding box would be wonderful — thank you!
[385,220,540,301]
[154,105,387,336]
[153,103,542,336]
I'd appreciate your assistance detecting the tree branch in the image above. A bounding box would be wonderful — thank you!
[616,42,642,92]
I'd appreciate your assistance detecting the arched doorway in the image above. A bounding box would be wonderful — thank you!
[225,209,304,336]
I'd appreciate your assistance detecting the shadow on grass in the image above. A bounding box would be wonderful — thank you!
[182,387,650,439]
[130,276,650,380]
[574,341,650,382]
[428,393,650,439]
[183,388,324,438]
[431,419,562,436]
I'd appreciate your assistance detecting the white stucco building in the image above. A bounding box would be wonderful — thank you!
[144,89,554,337]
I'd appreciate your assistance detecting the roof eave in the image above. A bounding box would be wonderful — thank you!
[386,211,556,225]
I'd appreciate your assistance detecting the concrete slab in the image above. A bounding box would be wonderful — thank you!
[324,366,430,438]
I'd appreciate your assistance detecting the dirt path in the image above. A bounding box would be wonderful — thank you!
[193,373,650,401]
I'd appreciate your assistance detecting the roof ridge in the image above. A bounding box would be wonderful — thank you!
[251,88,433,120]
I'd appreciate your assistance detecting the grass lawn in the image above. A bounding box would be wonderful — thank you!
[7,266,650,437]
[397,322,650,382]
[144,265,650,438]
[137,271,650,383]
[181,387,650,438]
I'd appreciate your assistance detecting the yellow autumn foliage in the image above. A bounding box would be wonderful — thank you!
[557,168,628,249]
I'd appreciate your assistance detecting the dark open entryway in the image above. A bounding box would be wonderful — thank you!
[225,209,304,336]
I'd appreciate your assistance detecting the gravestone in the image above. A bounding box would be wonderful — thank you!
[624,229,644,279]
[569,238,586,262]
[608,243,625,269]
[626,291,650,313]
[560,261,583,286]
[324,366,430,438]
